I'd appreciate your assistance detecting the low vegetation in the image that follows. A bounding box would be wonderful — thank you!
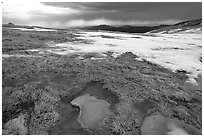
[2,26,202,135]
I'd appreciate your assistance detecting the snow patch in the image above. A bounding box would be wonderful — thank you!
[46,29,202,85]
[10,27,57,31]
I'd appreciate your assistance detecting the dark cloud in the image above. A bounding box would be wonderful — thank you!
[42,2,202,23]
[42,2,201,14]
[3,2,202,28]
[43,2,201,13]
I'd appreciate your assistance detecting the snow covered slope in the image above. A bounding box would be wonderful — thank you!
[46,27,201,85]
[148,19,202,35]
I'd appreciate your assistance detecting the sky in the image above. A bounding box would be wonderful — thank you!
[2,1,202,28]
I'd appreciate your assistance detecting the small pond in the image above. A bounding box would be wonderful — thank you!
[49,82,120,135]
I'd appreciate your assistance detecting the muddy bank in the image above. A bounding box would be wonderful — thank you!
[50,82,120,134]
[48,102,89,135]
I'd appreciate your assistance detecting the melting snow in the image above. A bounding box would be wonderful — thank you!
[46,29,202,84]
[10,27,57,31]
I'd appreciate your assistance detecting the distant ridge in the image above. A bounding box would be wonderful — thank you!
[2,23,67,31]
[149,19,202,34]
[81,19,202,33]
[82,24,171,33]
[174,19,202,27]
[2,19,202,33]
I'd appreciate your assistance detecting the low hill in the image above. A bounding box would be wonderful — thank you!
[148,19,202,34]
[174,19,202,27]
[2,23,67,31]
[82,19,202,33]
[82,24,170,33]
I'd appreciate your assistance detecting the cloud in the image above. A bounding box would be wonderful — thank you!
[2,1,79,21]
[2,2,202,28]
[43,2,202,14]
[65,19,180,27]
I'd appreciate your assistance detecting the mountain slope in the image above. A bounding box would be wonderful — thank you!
[148,19,202,34]
[82,24,171,33]
[82,19,201,34]
[174,19,202,27]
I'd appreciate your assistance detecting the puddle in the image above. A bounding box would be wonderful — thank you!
[169,118,202,135]
[79,82,119,107]
[141,114,168,135]
[61,82,119,107]
[71,94,111,129]
[51,82,119,135]
[141,114,202,135]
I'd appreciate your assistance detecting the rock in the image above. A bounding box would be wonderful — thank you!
[4,114,28,135]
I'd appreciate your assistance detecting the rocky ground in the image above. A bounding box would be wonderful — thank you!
[2,26,202,135]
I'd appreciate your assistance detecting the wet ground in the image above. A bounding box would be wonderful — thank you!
[49,82,120,135]
[71,94,111,130]
[2,26,202,135]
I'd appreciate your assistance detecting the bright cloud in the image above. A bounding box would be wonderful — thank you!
[2,1,79,21]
